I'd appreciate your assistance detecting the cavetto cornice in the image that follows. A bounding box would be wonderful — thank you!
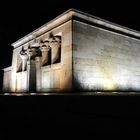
[12,8,140,48]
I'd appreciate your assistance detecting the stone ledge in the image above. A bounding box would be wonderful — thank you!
[3,66,12,72]
[11,8,140,49]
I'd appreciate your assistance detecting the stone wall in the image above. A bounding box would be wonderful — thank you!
[72,20,140,91]
[16,71,27,92]
[39,20,72,92]
[3,67,12,92]
[9,21,72,92]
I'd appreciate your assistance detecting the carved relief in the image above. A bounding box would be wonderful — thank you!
[39,39,51,66]
[39,34,61,65]
[19,46,28,71]
[17,34,61,72]
[49,35,61,64]
[16,55,22,72]
[26,45,38,60]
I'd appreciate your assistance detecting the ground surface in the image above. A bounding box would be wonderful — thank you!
[0,92,139,135]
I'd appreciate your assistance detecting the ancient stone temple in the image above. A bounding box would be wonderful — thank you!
[3,9,140,93]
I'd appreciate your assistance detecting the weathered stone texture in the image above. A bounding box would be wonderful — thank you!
[3,67,12,92]
[3,9,140,93]
[73,20,140,91]
[3,20,72,93]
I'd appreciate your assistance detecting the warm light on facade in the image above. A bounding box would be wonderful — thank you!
[102,79,116,90]
[3,9,140,94]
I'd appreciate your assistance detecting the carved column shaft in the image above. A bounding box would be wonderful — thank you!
[20,56,28,71]
[36,57,41,92]
[19,47,28,71]
[26,45,38,92]
[27,60,36,92]
[49,36,61,64]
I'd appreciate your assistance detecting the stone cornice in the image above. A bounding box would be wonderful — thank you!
[72,10,140,40]
[3,66,12,71]
[12,8,140,48]
[12,9,74,48]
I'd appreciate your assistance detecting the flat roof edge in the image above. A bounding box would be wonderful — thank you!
[12,8,140,48]
[73,11,140,37]
[12,9,75,48]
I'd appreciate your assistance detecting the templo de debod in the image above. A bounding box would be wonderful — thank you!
[3,9,140,93]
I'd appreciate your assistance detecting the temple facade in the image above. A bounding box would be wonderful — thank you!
[3,9,140,93]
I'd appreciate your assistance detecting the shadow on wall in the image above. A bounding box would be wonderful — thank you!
[73,76,83,92]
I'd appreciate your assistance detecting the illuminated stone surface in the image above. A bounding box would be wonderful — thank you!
[3,9,140,93]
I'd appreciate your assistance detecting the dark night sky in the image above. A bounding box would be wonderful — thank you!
[0,0,140,91]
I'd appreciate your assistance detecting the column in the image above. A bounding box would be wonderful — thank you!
[49,36,61,64]
[40,39,51,66]
[26,46,37,92]
[36,56,41,92]
[27,59,36,92]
